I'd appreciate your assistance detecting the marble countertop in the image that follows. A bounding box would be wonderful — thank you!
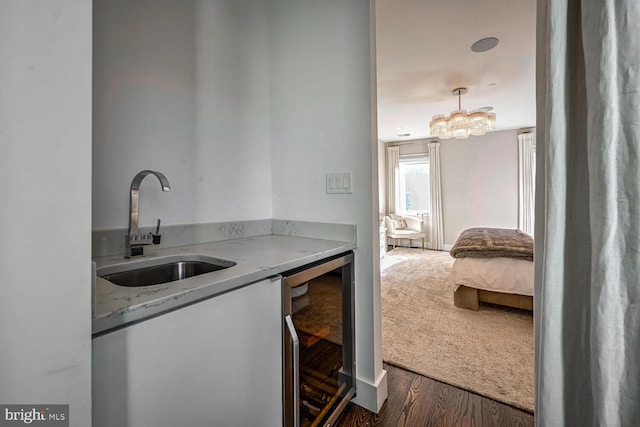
[93,234,355,335]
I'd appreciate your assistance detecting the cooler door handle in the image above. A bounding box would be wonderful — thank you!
[285,315,300,427]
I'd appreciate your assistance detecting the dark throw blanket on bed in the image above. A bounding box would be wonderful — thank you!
[450,227,534,261]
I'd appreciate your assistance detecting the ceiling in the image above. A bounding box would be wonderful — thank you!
[375,0,536,142]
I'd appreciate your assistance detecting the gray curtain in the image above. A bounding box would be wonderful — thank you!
[536,1,640,426]
[428,142,444,250]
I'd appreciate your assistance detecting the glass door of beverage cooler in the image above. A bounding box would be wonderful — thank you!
[283,252,355,427]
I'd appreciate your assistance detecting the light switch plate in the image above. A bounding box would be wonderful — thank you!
[326,172,352,194]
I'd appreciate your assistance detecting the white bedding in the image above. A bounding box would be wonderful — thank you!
[450,256,534,296]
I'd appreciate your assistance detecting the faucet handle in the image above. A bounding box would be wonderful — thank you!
[152,218,162,244]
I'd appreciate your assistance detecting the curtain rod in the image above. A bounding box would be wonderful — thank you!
[388,127,537,144]
[517,127,536,135]
[386,138,437,147]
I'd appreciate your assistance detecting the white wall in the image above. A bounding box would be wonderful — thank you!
[440,129,519,246]
[383,130,519,247]
[92,0,272,230]
[0,2,92,426]
[92,0,386,413]
[270,0,386,412]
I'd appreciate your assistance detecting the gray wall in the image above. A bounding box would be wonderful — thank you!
[270,0,385,411]
[93,0,385,412]
[386,129,519,248]
[0,2,93,426]
[93,0,273,229]
[440,129,519,246]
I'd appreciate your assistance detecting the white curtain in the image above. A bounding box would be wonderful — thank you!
[428,142,443,250]
[517,132,535,235]
[536,1,640,426]
[386,146,400,214]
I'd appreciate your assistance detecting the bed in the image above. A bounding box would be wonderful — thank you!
[449,227,533,311]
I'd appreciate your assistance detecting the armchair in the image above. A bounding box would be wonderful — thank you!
[385,214,425,250]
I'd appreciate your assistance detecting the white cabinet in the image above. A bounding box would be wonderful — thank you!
[92,277,283,427]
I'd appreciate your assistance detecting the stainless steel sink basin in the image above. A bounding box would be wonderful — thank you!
[97,254,236,287]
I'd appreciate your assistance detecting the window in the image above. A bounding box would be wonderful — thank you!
[399,155,430,215]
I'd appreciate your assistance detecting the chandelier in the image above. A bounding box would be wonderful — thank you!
[429,88,496,139]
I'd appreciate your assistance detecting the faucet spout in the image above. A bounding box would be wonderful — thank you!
[126,170,171,257]
[130,170,171,193]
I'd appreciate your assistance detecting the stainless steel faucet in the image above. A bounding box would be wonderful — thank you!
[125,170,171,258]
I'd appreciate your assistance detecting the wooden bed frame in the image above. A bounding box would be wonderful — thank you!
[454,285,533,311]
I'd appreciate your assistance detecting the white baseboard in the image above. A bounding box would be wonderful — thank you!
[443,243,453,251]
[352,369,388,413]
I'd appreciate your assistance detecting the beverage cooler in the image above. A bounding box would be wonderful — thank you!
[282,252,355,427]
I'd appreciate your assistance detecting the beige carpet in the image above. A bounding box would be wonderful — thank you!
[381,248,534,412]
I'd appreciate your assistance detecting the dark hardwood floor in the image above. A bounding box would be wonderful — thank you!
[335,364,534,427]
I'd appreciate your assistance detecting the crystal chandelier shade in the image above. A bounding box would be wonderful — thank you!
[429,88,496,139]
